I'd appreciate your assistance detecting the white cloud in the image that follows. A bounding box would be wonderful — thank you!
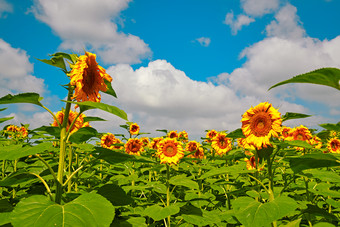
[266,4,306,39]
[31,0,151,64]
[224,11,255,35]
[195,37,211,47]
[2,111,52,129]
[241,0,279,17]
[0,0,12,18]
[0,39,46,97]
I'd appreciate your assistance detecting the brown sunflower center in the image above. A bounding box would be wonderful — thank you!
[250,112,272,137]
[331,140,340,150]
[128,141,141,153]
[296,134,304,140]
[83,57,97,93]
[217,137,228,148]
[163,144,177,157]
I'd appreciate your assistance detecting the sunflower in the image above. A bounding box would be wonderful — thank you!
[125,138,144,156]
[101,133,123,150]
[167,130,178,139]
[211,132,232,155]
[310,136,322,149]
[327,137,340,153]
[157,138,184,164]
[237,137,255,150]
[289,125,312,142]
[51,109,89,134]
[4,125,28,138]
[129,123,140,135]
[241,102,282,149]
[281,126,293,140]
[205,129,217,142]
[178,130,189,142]
[186,141,204,159]
[140,137,150,147]
[69,51,112,103]
[19,126,28,138]
[245,156,263,171]
[149,137,163,150]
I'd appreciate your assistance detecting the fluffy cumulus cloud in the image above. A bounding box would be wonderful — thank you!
[0,39,45,97]
[241,0,279,17]
[224,11,255,35]
[0,0,12,18]
[31,0,151,64]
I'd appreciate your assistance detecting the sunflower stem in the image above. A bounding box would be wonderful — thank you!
[266,155,277,227]
[166,164,171,227]
[55,87,73,204]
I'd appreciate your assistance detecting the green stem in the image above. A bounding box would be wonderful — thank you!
[68,145,73,192]
[35,154,58,183]
[2,160,5,179]
[266,156,276,227]
[55,87,73,204]
[29,172,54,201]
[166,164,171,227]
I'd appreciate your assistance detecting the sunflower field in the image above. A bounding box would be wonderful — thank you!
[0,52,340,227]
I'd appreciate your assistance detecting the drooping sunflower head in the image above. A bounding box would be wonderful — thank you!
[157,138,184,165]
[149,137,163,150]
[211,132,232,155]
[178,130,189,142]
[241,102,282,149]
[186,141,204,159]
[52,109,90,134]
[69,51,112,103]
[327,137,340,153]
[129,123,140,135]
[125,138,144,156]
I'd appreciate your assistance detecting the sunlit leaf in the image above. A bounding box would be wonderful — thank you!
[169,175,199,190]
[319,122,340,132]
[227,128,245,138]
[36,52,78,71]
[232,196,298,227]
[10,193,115,227]
[0,143,57,161]
[0,93,43,106]
[83,116,106,122]
[63,100,128,121]
[103,79,117,98]
[68,127,98,143]
[282,112,311,122]
[143,204,180,221]
[0,116,14,124]
[33,126,61,138]
[269,67,340,91]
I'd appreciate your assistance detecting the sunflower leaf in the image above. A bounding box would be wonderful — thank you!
[36,55,67,72]
[103,79,117,98]
[0,116,14,124]
[282,112,311,122]
[0,93,43,107]
[51,52,78,65]
[63,100,128,121]
[319,122,340,132]
[269,67,340,91]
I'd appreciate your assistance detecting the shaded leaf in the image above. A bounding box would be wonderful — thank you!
[0,116,14,124]
[319,122,340,132]
[10,193,115,227]
[269,67,340,91]
[282,112,311,122]
[33,126,61,138]
[68,127,98,143]
[227,128,245,139]
[103,79,117,98]
[0,171,36,187]
[97,184,133,206]
[0,143,57,161]
[0,93,43,106]
[286,153,340,173]
[169,175,199,190]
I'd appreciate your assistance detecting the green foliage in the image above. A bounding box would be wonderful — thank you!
[0,93,43,107]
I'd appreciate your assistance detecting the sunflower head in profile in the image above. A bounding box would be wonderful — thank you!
[178,130,189,142]
[211,132,232,155]
[289,125,313,141]
[69,51,112,103]
[281,126,293,140]
[125,138,144,156]
[101,133,123,150]
[186,141,204,160]
[327,137,340,154]
[51,109,90,134]
[129,123,140,135]
[149,137,163,150]
[241,102,282,150]
[157,138,184,165]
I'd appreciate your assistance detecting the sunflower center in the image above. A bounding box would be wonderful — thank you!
[129,142,141,153]
[331,141,339,151]
[296,134,304,140]
[250,112,272,137]
[218,137,228,148]
[163,144,177,157]
[83,57,97,93]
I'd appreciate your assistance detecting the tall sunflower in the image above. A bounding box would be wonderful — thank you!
[129,123,140,135]
[205,129,217,142]
[167,130,178,139]
[125,138,144,156]
[289,125,312,141]
[241,102,282,149]
[186,141,204,159]
[211,132,232,155]
[51,109,89,134]
[327,137,340,153]
[69,51,112,103]
[157,138,184,164]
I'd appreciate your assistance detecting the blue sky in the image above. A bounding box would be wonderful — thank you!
[0,0,340,140]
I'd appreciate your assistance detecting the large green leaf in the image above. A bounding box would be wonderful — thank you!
[0,143,56,161]
[232,196,298,227]
[97,184,133,206]
[227,128,245,139]
[269,67,340,91]
[33,126,61,138]
[36,52,78,72]
[103,79,117,98]
[143,204,180,221]
[0,171,37,187]
[68,127,98,143]
[286,153,340,173]
[169,175,199,190]
[282,112,311,122]
[319,122,340,132]
[10,193,115,227]
[0,93,43,106]
[64,100,128,121]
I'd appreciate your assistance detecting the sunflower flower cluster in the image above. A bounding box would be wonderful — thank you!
[3,125,28,139]
[100,133,123,150]
[51,109,90,134]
